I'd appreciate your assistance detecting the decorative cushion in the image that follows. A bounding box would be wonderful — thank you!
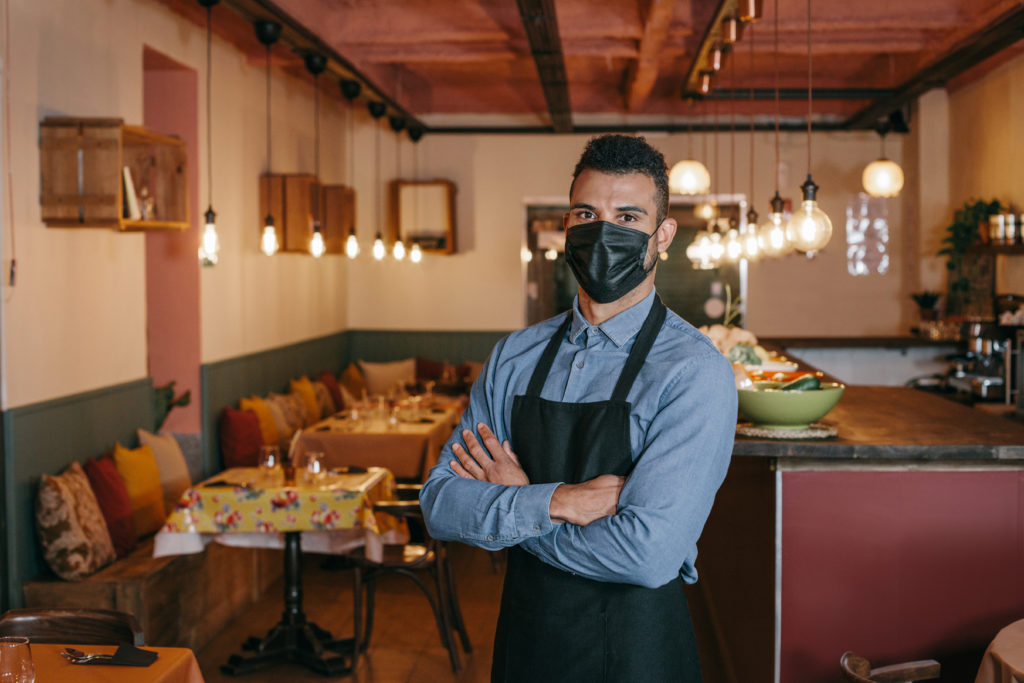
[219,407,263,469]
[262,398,291,448]
[137,428,192,515]
[83,454,137,558]
[313,380,335,418]
[36,462,117,580]
[416,357,445,381]
[168,432,203,484]
[113,443,167,538]
[461,360,485,385]
[358,358,416,396]
[318,371,344,411]
[240,396,279,446]
[267,393,305,437]
[339,363,367,401]
[290,377,320,424]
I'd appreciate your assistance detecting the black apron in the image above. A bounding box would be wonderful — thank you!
[491,296,702,682]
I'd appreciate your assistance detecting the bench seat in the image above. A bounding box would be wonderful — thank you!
[22,537,280,650]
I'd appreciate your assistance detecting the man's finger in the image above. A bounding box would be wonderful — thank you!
[452,442,485,478]
[462,429,493,466]
[477,423,507,461]
[502,440,520,463]
[450,459,473,479]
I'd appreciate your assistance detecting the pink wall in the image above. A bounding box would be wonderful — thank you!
[142,48,201,433]
[781,469,1024,681]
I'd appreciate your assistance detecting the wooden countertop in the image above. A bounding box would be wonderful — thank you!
[733,385,1024,460]
[760,336,959,349]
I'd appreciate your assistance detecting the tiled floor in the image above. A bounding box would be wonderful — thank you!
[197,544,503,682]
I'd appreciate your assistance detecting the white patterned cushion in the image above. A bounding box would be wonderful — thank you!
[35,462,116,580]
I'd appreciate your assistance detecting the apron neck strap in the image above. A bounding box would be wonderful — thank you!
[610,295,666,402]
[526,313,573,397]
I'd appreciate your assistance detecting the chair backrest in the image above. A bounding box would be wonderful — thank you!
[840,651,941,683]
[0,608,145,646]
[841,652,874,682]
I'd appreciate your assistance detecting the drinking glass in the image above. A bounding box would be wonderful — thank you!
[0,637,34,683]
[258,445,280,483]
[305,451,325,484]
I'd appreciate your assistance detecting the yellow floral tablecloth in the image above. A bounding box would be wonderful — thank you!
[154,466,407,561]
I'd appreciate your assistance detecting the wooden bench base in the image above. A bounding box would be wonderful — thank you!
[22,538,281,650]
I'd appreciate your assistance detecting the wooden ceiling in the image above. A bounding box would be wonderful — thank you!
[161,0,1024,134]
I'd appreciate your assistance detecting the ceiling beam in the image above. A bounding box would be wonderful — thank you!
[623,0,676,112]
[705,88,896,101]
[426,119,850,135]
[843,4,1024,130]
[516,0,572,133]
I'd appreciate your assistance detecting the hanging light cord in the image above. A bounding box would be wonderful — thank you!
[749,24,755,204]
[265,43,271,173]
[730,50,736,199]
[314,75,320,178]
[806,0,812,174]
[375,122,381,231]
[206,5,213,208]
[773,0,780,192]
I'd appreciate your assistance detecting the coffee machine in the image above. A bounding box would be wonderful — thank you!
[946,320,1018,404]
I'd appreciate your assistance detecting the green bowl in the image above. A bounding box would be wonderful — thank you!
[737,381,845,428]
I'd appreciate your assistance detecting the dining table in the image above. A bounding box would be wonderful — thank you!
[975,618,1024,683]
[295,396,463,482]
[154,466,406,676]
[28,643,203,682]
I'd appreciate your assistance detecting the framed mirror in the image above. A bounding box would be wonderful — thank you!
[389,179,456,254]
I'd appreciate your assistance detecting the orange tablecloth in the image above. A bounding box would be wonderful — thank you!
[976,619,1024,683]
[29,643,203,683]
[297,401,461,481]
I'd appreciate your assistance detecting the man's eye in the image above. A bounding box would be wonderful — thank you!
[620,214,637,222]
[576,210,594,220]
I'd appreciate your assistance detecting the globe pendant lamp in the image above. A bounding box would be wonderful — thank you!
[743,209,761,261]
[389,115,407,261]
[784,0,832,253]
[758,192,790,257]
[340,79,362,259]
[255,20,281,256]
[197,0,220,266]
[862,132,904,197]
[669,159,711,195]
[368,100,387,260]
[305,52,327,258]
[410,242,423,263]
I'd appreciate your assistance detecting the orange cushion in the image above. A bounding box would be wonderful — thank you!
[339,363,366,401]
[112,443,166,538]
[290,376,320,424]
[240,396,279,446]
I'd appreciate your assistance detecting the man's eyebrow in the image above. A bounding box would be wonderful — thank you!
[570,202,597,211]
[616,205,647,214]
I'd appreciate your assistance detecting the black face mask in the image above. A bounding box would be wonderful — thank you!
[564,220,656,304]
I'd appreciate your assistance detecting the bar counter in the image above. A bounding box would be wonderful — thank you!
[698,383,1024,683]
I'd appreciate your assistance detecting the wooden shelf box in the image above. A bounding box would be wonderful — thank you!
[40,117,188,231]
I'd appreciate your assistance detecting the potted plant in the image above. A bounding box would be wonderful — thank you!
[937,199,1002,316]
[911,291,941,321]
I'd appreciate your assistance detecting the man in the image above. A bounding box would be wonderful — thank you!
[420,134,736,682]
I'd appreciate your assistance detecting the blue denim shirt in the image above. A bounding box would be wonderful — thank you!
[420,288,737,588]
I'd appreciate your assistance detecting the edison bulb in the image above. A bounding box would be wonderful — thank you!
[345,231,360,259]
[669,160,711,195]
[862,159,904,198]
[261,216,279,256]
[758,193,790,257]
[372,234,386,260]
[393,239,406,261]
[785,176,833,252]
[199,207,219,265]
[723,229,742,262]
[410,243,422,263]
[521,247,534,263]
[694,201,718,222]
[707,231,725,265]
[741,229,760,261]
[544,248,558,261]
[309,227,326,258]
[659,251,668,261]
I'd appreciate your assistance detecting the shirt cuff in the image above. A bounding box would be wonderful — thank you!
[514,482,562,537]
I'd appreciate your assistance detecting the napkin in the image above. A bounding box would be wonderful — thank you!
[80,644,159,667]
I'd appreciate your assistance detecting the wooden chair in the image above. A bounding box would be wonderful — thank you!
[841,651,940,683]
[349,484,471,673]
[0,608,145,646]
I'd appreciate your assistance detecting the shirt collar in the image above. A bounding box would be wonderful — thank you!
[569,288,657,348]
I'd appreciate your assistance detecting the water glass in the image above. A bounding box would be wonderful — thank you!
[305,451,325,483]
[0,637,34,683]
[258,445,280,482]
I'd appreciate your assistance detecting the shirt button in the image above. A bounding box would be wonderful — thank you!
[533,525,540,531]
[576,360,584,369]
[487,534,494,541]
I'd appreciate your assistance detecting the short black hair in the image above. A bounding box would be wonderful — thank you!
[571,134,669,224]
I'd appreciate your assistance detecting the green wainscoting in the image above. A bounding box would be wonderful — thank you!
[1,378,154,611]
[345,329,507,366]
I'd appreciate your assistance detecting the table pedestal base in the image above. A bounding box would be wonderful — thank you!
[221,531,355,676]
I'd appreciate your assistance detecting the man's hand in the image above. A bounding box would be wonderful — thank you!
[450,423,529,486]
[549,475,625,526]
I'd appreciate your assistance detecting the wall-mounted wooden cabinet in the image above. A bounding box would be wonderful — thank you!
[260,174,355,255]
[388,179,456,254]
[40,117,188,231]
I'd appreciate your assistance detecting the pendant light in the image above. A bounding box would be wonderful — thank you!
[340,79,362,259]
[255,20,281,256]
[407,125,424,263]
[389,115,407,261]
[757,0,791,257]
[739,0,763,22]
[305,52,327,258]
[862,128,904,197]
[669,104,711,196]
[742,27,760,262]
[197,0,220,266]
[368,101,387,261]
[784,0,832,253]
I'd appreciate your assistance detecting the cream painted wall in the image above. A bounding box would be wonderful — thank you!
[0,0,351,408]
[350,129,907,337]
[947,50,1024,295]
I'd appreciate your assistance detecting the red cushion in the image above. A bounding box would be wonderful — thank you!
[416,357,445,381]
[318,371,344,411]
[219,407,263,468]
[83,454,137,558]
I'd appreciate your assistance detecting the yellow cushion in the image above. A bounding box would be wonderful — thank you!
[240,396,280,446]
[113,443,166,538]
[290,376,321,424]
[339,363,366,401]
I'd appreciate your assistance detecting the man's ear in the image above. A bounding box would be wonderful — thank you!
[563,212,570,230]
[655,217,677,253]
